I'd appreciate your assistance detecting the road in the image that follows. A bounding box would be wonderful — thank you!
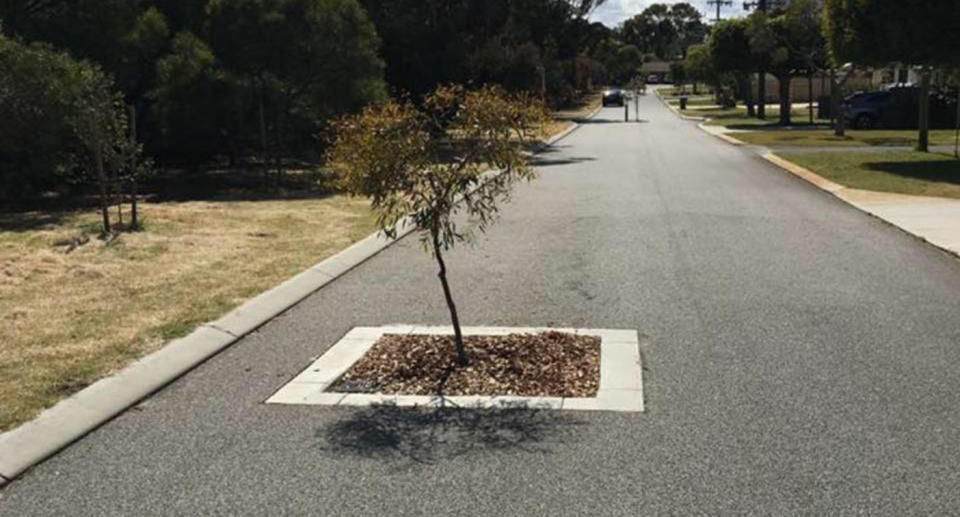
[3,92,960,515]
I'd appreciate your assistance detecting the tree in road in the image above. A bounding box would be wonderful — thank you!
[823,0,960,151]
[329,85,548,366]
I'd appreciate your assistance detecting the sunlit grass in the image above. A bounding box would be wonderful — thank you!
[0,196,377,431]
[779,151,960,199]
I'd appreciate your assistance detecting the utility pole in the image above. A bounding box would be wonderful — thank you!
[707,0,732,23]
[743,0,769,119]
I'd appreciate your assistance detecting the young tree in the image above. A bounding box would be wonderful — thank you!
[823,0,960,151]
[72,68,132,234]
[329,85,548,366]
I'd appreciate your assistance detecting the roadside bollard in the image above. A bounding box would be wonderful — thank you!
[624,102,628,122]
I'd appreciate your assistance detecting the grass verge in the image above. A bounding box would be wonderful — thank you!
[0,102,586,433]
[0,196,377,431]
[778,151,960,199]
[688,105,829,128]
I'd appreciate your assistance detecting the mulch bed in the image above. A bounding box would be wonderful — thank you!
[329,331,600,397]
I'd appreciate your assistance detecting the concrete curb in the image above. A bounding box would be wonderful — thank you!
[698,123,747,146]
[653,88,708,121]
[760,152,846,193]
[760,152,960,260]
[0,111,593,485]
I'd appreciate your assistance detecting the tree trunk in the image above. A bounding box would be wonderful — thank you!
[739,74,755,117]
[130,178,139,230]
[128,104,139,230]
[917,68,931,152]
[808,73,814,125]
[831,68,845,137]
[258,95,268,178]
[116,186,123,227]
[95,144,111,234]
[757,70,766,119]
[432,230,467,366]
[778,74,791,126]
[954,86,959,158]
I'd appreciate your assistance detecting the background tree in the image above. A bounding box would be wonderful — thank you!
[206,0,386,174]
[670,61,687,91]
[709,18,757,116]
[744,0,825,126]
[0,27,138,221]
[683,44,716,96]
[823,0,960,151]
[620,3,705,60]
[329,85,548,365]
[0,30,86,199]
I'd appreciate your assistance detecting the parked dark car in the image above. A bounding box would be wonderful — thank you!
[842,85,958,129]
[602,89,625,107]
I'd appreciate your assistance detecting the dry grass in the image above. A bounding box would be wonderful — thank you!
[0,196,376,431]
[0,97,588,433]
[540,91,602,138]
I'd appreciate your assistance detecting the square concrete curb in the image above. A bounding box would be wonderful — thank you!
[0,110,598,485]
[268,326,644,412]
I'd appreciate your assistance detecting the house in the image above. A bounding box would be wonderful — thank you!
[640,60,672,83]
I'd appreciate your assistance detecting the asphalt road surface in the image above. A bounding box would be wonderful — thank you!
[3,92,960,515]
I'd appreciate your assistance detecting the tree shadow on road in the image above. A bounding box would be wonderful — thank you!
[318,401,585,465]
[531,155,597,167]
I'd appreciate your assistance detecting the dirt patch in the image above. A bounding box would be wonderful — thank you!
[330,331,600,397]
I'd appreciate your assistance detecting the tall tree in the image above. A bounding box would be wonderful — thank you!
[748,0,825,125]
[823,0,960,151]
[620,3,706,60]
[206,0,386,169]
[709,18,757,116]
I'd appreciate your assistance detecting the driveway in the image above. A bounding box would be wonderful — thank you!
[3,92,960,515]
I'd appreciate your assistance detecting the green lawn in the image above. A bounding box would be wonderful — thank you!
[735,129,960,148]
[685,105,828,128]
[666,96,717,107]
[779,150,960,199]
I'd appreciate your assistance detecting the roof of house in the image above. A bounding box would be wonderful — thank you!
[641,61,672,73]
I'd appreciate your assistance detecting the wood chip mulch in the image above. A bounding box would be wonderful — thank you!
[329,331,600,397]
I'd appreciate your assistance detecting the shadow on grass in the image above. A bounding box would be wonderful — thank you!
[859,136,919,147]
[865,157,960,185]
[147,168,338,203]
[0,211,70,233]
[318,402,585,464]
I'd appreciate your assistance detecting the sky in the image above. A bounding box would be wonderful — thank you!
[588,0,744,27]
